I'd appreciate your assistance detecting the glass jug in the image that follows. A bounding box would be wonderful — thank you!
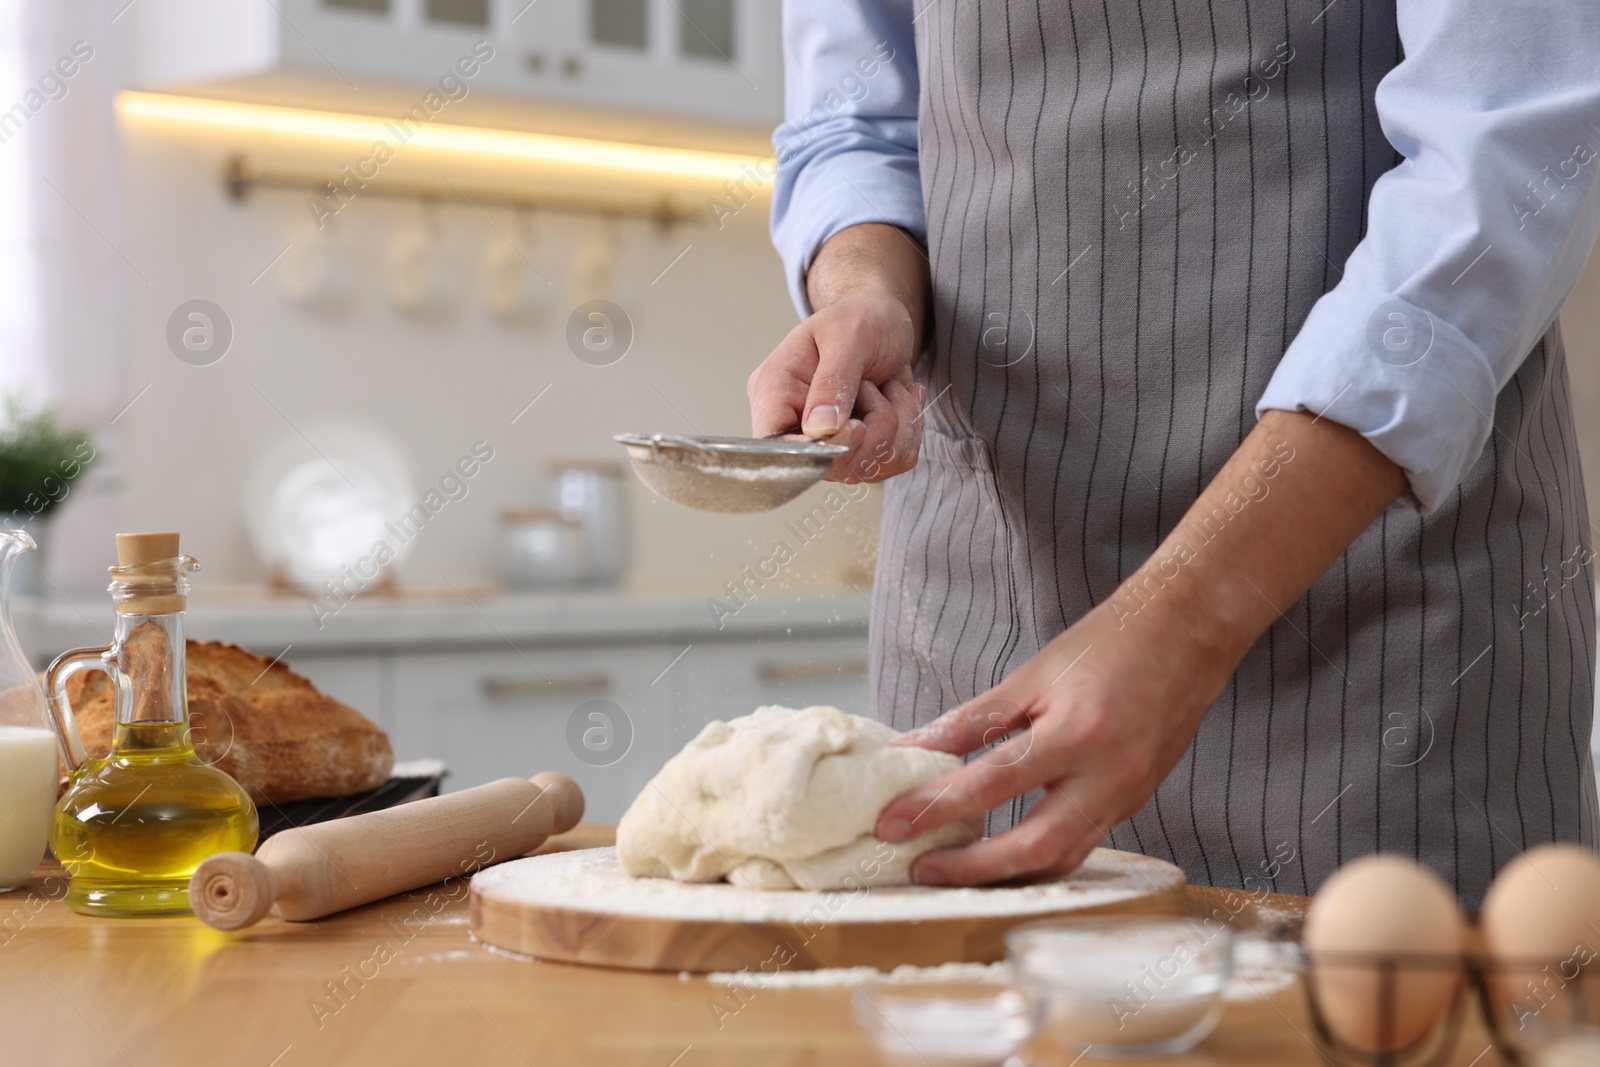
[47,532,258,916]
[0,529,59,890]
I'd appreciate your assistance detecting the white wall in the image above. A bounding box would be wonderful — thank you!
[21,0,1600,607]
[39,110,880,599]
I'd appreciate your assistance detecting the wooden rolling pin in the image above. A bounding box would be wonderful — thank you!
[188,772,584,930]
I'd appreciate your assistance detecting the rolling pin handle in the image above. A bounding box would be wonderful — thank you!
[529,772,584,836]
[189,851,276,930]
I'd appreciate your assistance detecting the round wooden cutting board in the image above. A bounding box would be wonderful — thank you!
[470,846,1186,972]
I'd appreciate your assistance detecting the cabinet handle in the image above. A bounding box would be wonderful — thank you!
[524,52,545,73]
[757,659,869,685]
[480,673,611,701]
[561,54,583,78]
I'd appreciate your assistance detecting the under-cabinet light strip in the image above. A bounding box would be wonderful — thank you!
[116,91,758,182]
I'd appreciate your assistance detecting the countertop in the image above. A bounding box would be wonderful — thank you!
[0,824,1504,1067]
[14,586,871,661]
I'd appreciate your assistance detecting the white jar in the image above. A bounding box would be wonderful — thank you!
[550,461,629,586]
[497,509,588,589]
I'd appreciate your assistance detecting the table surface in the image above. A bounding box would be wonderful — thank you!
[0,824,1502,1067]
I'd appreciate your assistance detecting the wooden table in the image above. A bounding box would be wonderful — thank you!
[0,825,1501,1067]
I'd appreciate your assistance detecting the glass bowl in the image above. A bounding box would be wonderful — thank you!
[1008,916,1235,1058]
[851,979,1039,1067]
[1534,1026,1600,1066]
[1477,956,1600,1060]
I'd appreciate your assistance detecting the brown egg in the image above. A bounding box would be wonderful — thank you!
[1480,844,1600,1040]
[1303,855,1466,1052]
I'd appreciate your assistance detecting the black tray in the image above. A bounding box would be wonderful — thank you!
[256,773,444,840]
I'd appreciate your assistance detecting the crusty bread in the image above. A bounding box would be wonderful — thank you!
[61,638,394,804]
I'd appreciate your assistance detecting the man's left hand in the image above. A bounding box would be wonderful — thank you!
[873,409,1409,886]
[873,590,1232,886]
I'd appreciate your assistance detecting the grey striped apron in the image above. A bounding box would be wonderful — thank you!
[871,0,1599,908]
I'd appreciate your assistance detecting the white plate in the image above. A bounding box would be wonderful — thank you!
[245,420,417,594]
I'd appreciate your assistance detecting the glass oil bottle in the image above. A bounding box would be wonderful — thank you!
[47,532,258,916]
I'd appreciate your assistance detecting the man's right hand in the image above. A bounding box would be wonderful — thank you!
[747,290,926,483]
[746,223,933,484]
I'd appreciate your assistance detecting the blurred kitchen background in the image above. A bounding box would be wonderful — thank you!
[2,1,1598,819]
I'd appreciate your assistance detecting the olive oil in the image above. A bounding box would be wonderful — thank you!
[51,721,257,916]
[46,533,259,917]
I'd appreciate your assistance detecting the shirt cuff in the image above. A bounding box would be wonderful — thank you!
[770,149,926,318]
[1256,287,1501,514]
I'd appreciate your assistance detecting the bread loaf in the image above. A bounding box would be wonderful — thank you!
[61,639,393,804]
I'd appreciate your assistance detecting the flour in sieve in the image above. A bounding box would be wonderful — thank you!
[683,460,821,483]
[470,847,1180,923]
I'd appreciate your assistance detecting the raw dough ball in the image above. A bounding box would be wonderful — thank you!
[617,705,976,890]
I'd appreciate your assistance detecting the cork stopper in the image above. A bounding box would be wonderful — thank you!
[117,532,180,567]
[113,532,189,615]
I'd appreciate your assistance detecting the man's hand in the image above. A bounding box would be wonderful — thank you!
[875,409,1409,885]
[748,223,932,483]
[748,291,925,481]
[874,590,1232,885]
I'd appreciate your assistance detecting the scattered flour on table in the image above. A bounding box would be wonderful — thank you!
[704,960,1010,989]
[407,950,478,964]
[471,847,1179,922]
[408,910,469,926]
[702,937,1299,1002]
[1237,901,1304,937]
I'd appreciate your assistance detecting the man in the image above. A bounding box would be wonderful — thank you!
[750,0,1600,907]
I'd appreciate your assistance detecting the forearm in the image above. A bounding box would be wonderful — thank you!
[1255,1,1600,513]
[878,409,1407,884]
[805,223,931,356]
[1113,409,1409,665]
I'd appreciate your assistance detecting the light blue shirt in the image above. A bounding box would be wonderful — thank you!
[770,0,1600,513]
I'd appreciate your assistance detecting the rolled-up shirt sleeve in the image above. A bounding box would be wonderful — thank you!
[770,0,923,317]
[1257,0,1600,513]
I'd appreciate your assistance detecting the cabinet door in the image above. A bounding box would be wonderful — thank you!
[680,635,872,741]
[280,0,488,86]
[278,0,779,123]
[388,644,685,823]
[510,0,780,122]
[285,653,391,733]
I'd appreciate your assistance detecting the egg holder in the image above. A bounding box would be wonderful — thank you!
[1300,947,1600,1066]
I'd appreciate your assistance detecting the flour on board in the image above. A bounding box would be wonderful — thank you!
[471,846,1180,923]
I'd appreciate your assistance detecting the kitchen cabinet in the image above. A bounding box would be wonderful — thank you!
[682,635,871,723]
[507,0,779,122]
[138,0,782,124]
[288,652,393,732]
[323,633,871,823]
[384,643,686,823]
[21,589,874,821]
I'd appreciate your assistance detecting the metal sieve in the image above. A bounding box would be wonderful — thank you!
[613,433,849,514]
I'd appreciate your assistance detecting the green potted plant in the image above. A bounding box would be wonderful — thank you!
[0,397,95,595]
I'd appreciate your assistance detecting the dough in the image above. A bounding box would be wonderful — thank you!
[617,705,976,890]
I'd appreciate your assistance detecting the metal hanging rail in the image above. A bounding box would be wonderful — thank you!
[221,154,704,229]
